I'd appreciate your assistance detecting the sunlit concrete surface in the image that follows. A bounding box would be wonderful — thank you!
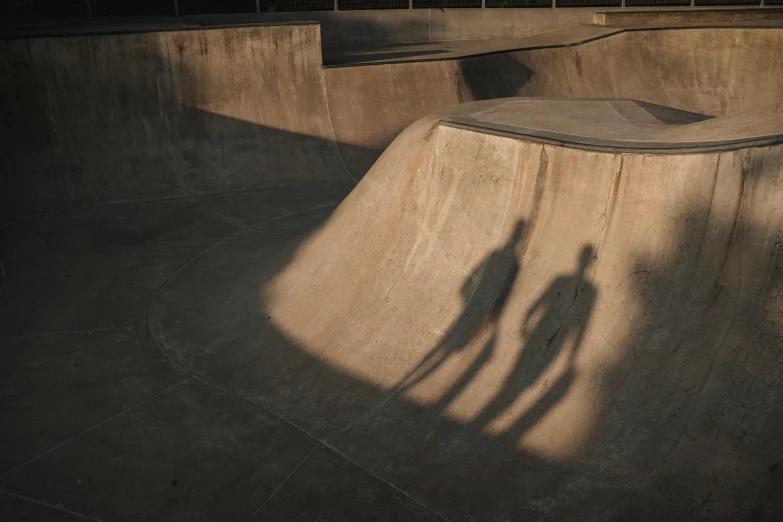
[2,13,783,522]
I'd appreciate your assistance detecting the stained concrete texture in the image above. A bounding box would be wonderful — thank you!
[5,22,783,222]
[2,16,783,522]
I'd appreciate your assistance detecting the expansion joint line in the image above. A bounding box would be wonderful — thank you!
[0,490,106,522]
[0,378,191,480]
[147,192,451,519]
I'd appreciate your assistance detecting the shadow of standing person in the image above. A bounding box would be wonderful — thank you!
[397,220,527,404]
[472,245,597,435]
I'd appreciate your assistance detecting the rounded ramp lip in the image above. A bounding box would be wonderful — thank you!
[440,97,783,154]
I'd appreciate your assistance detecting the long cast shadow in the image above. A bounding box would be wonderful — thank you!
[399,220,526,400]
[472,245,596,433]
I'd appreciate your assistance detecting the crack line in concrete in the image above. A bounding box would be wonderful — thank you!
[147,204,450,520]
[188,197,249,231]
[322,441,451,521]
[0,489,107,522]
[0,378,191,479]
[244,443,320,522]
[0,324,150,341]
[247,202,341,232]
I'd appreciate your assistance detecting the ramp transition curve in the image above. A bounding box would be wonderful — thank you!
[152,98,783,520]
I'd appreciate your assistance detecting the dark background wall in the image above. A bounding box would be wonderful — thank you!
[1,0,333,20]
[3,0,89,20]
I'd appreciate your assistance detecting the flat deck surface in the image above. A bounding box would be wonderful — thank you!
[441,98,783,151]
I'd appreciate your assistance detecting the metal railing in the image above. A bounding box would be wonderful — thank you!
[271,0,335,10]
[338,0,409,9]
[625,0,691,6]
[413,0,482,7]
[1,0,770,20]
[694,0,761,4]
[486,0,553,7]
[556,0,622,6]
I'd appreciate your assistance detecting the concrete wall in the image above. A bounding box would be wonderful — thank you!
[0,23,352,223]
[4,19,782,222]
[1,8,612,47]
[5,7,779,47]
[248,8,604,46]
[512,28,783,116]
[1,10,617,223]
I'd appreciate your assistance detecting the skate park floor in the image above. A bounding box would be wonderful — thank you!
[2,15,783,522]
[0,182,386,521]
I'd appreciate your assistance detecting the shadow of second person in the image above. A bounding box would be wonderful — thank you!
[472,245,598,437]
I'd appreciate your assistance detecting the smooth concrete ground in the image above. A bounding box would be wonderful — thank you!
[1,183,416,521]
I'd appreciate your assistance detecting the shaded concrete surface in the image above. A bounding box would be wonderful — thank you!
[5,22,783,222]
[322,25,623,67]
[0,188,374,522]
[323,22,783,67]
[2,17,783,522]
[0,23,356,224]
[0,491,93,521]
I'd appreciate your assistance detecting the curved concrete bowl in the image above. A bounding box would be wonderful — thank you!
[150,98,783,520]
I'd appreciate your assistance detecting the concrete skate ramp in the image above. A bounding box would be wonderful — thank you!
[325,26,783,177]
[4,23,783,222]
[153,99,783,520]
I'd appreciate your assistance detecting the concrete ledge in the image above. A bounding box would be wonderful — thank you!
[594,7,783,26]
[439,98,783,154]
